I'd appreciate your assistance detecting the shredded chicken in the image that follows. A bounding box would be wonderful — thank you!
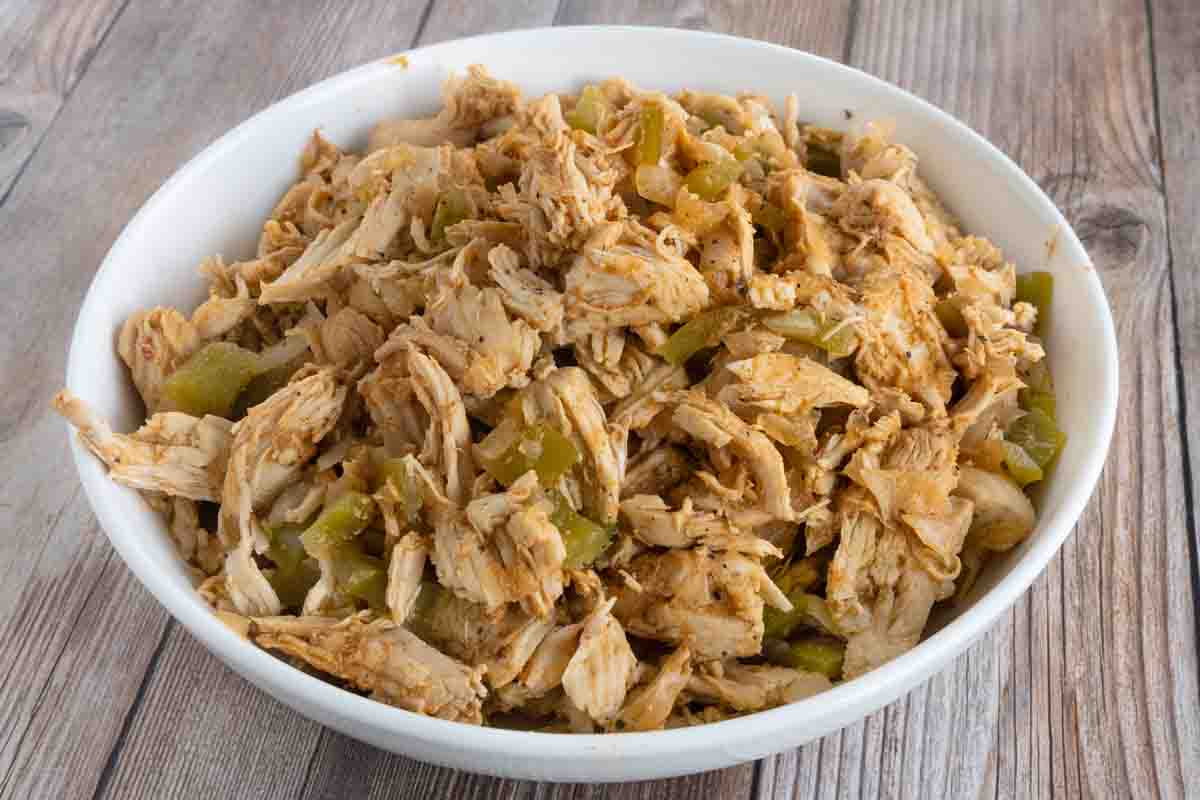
[58,67,1057,730]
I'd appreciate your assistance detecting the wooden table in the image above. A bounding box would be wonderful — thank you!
[2,1,1197,797]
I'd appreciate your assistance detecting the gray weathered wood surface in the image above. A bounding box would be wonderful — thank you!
[1,1,1196,797]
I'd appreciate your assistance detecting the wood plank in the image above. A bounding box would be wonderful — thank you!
[1148,4,1200,793]
[0,1,431,798]
[0,0,129,204]
[759,1,1200,797]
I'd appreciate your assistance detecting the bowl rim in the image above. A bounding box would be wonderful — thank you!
[64,24,1118,772]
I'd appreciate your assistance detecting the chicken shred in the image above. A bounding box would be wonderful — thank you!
[57,67,1056,730]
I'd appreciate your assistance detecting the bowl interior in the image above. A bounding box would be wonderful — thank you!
[65,27,1116,782]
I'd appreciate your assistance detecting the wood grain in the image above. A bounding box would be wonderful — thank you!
[0,0,1197,798]
[0,0,129,204]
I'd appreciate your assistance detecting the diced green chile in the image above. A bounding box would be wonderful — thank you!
[684,159,743,201]
[431,188,471,240]
[762,309,857,358]
[378,457,425,525]
[1001,440,1043,487]
[1006,409,1066,471]
[638,105,665,166]
[266,523,319,608]
[329,542,388,611]
[1016,271,1053,334]
[300,491,377,559]
[481,425,582,488]
[657,307,749,366]
[162,342,261,418]
[565,86,610,134]
[782,637,845,680]
[551,494,613,569]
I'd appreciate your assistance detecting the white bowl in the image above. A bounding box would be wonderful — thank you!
[63,26,1118,783]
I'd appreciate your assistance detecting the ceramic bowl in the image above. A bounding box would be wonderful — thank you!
[63,26,1118,782]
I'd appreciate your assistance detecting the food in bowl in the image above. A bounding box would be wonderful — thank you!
[55,65,1064,732]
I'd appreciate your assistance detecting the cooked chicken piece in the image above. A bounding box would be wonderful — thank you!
[117,308,201,413]
[620,494,736,548]
[257,218,359,304]
[843,421,959,524]
[386,533,428,624]
[358,357,429,455]
[826,506,940,678]
[615,645,693,731]
[219,369,346,549]
[666,391,793,521]
[518,622,584,696]
[192,267,255,340]
[253,614,487,723]
[310,307,384,368]
[699,185,756,302]
[487,243,564,333]
[561,598,639,725]
[520,367,623,523]
[159,496,222,576]
[903,496,974,582]
[834,177,933,254]
[855,263,957,412]
[610,362,689,431]
[621,445,692,498]
[564,221,710,334]
[53,391,233,501]
[416,268,540,398]
[953,466,1036,552]
[369,65,521,150]
[432,473,565,615]
[407,345,475,506]
[685,662,831,711]
[610,548,789,660]
[722,353,870,413]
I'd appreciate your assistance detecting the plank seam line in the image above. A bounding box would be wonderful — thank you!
[295,729,327,799]
[841,0,860,64]
[0,0,134,211]
[0,546,113,796]
[88,618,174,800]
[409,0,437,48]
[550,0,568,27]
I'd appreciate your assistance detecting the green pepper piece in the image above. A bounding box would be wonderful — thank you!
[431,188,471,241]
[638,104,665,166]
[565,85,610,134]
[232,363,296,418]
[329,542,387,611]
[266,523,319,608]
[550,494,613,569]
[1001,440,1044,487]
[763,592,833,640]
[1016,271,1053,334]
[684,159,743,201]
[783,637,845,680]
[1019,360,1057,419]
[300,491,376,559]
[162,342,261,418]
[1006,408,1066,470]
[762,308,857,358]
[657,307,748,366]
[377,456,426,526]
[481,425,582,488]
[751,201,788,234]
